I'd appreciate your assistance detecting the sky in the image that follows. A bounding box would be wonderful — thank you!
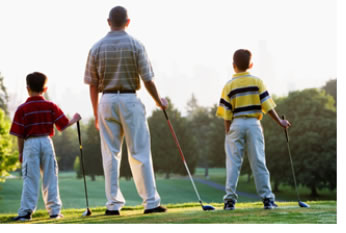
[0,0,339,120]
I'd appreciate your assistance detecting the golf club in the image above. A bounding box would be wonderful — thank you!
[77,121,92,216]
[282,115,309,208]
[162,109,215,211]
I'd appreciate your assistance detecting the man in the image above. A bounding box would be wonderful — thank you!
[84,6,168,215]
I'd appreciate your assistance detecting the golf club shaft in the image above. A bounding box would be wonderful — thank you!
[77,121,90,208]
[163,109,203,205]
[282,116,301,201]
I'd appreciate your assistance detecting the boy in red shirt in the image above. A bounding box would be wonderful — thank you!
[10,72,81,221]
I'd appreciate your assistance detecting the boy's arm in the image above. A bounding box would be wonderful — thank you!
[268,109,291,128]
[17,137,24,163]
[224,120,232,134]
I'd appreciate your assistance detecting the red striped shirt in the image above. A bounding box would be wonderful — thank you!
[10,96,69,139]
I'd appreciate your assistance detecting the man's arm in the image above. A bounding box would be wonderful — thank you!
[268,109,291,128]
[89,84,99,130]
[17,137,24,163]
[143,80,168,109]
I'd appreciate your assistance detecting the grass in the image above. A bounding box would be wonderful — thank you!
[0,201,336,224]
[0,171,227,214]
[194,168,336,201]
[0,168,337,224]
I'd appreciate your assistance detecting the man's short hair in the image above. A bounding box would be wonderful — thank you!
[233,49,252,71]
[109,6,128,27]
[26,72,47,93]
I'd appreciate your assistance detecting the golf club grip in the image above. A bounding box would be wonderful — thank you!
[77,121,82,145]
[163,109,169,120]
[281,115,289,142]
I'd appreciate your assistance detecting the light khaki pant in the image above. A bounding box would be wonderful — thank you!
[98,93,161,211]
[224,118,275,202]
[18,137,62,216]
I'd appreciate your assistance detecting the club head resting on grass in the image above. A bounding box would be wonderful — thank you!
[82,208,92,216]
[298,201,310,208]
[202,204,215,211]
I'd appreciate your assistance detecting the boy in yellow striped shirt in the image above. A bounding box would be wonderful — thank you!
[216,49,290,210]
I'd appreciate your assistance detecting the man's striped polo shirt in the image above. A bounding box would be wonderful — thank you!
[216,72,276,121]
[84,30,154,92]
[10,96,69,139]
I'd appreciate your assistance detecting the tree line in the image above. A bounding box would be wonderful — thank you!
[0,74,336,197]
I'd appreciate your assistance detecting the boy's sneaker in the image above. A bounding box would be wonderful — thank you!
[12,212,32,221]
[144,206,167,214]
[105,209,120,216]
[50,213,64,219]
[224,200,236,210]
[263,198,278,209]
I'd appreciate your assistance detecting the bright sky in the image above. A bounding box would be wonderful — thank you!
[0,0,338,119]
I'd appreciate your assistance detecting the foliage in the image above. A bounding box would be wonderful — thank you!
[0,73,9,115]
[264,88,336,196]
[322,79,336,106]
[0,109,19,182]
[149,98,197,178]
[53,124,79,171]
[82,119,103,180]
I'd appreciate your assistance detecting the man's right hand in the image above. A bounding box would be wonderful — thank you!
[159,98,168,110]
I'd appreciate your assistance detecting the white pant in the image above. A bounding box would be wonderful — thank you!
[98,93,161,210]
[19,137,62,216]
[224,118,275,202]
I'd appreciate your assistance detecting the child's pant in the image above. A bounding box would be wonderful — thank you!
[18,136,62,216]
[224,117,275,202]
[98,93,161,211]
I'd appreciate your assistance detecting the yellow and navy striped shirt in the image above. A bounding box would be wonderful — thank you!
[216,72,276,121]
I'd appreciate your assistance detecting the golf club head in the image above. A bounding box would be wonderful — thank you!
[82,208,92,216]
[298,201,310,208]
[202,205,215,211]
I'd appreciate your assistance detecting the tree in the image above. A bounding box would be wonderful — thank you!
[186,94,213,177]
[322,79,336,106]
[0,73,9,115]
[53,124,79,171]
[264,89,336,196]
[0,109,19,182]
[149,98,197,178]
[82,119,104,180]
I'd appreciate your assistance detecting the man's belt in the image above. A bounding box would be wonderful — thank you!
[103,90,136,94]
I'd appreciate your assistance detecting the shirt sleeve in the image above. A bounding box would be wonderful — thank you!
[9,108,25,138]
[216,84,233,120]
[84,49,99,86]
[52,104,69,131]
[136,43,154,82]
[258,80,276,114]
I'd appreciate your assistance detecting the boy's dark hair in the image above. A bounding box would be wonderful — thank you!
[233,49,252,71]
[26,72,47,93]
[109,6,128,27]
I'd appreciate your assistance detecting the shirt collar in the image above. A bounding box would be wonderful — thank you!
[232,72,250,79]
[26,96,45,102]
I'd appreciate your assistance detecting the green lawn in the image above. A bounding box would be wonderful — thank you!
[0,171,227,214]
[0,168,337,224]
[194,168,336,202]
[0,201,336,224]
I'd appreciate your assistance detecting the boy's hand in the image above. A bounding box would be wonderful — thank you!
[73,113,82,122]
[280,119,291,129]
